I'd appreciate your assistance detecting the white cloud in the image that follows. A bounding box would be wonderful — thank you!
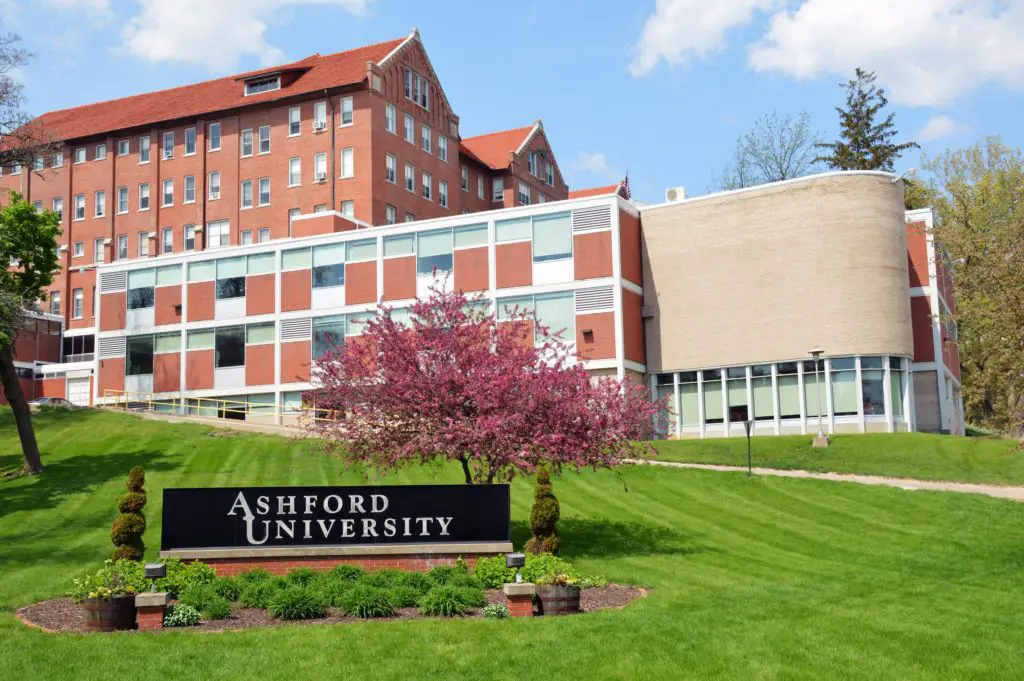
[573,152,611,175]
[631,0,1024,106]
[122,0,372,69]
[917,115,969,142]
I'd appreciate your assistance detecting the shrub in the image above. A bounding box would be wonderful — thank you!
[525,466,560,555]
[163,604,200,627]
[312,577,352,607]
[427,565,462,586]
[286,567,320,587]
[361,569,405,589]
[472,552,605,589]
[419,586,468,617]
[179,584,218,612]
[157,559,217,598]
[387,586,422,608]
[212,577,241,602]
[267,587,328,620]
[340,585,395,618]
[236,569,274,588]
[110,466,147,561]
[483,603,509,620]
[68,560,140,603]
[328,564,365,582]
[202,596,232,620]
[239,579,283,609]
[397,571,434,595]
[456,586,487,608]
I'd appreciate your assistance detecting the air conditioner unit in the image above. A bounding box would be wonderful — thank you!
[315,172,327,183]
[664,186,686,202]
[313,121,326,131]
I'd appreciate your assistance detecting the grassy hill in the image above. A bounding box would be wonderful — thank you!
[1,408,1023,680]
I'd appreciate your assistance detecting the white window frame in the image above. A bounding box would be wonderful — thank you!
[545,161,554,186]
[240,179,253,209]
[339,96,353,126]
[117,140,129,156]
[404,163,415,192]
[421,171,432,201]
[288,157,301,187]
[208,171,221,200]
[518,181,531,205]
[138,135,150,164]
[184,175,196,203]
[288,107,301,136]
[162,131,174,160]
[117,234,128,260]
[385,204,396,225]
[258,125,271,154]
[162,226,174,254]
[258,227,270,243]
[139,183,151,211]
[53,197,63,221]
[438,135,448,162]
[240,128,253,157]
[460,166,469,191]
[404,114,415,144]
[117,187,129,214]
[528,150,538,176]
[340,200,354,218]
[73,193,85,221]
[95,143,107,161]
[94,190,105,218]
[208,122,221,151]
[52,151,64,168]
[478,175,485,199]
[313,101,327,131]
[185,225,196,252]
[73,241,84,258]
[241,229,253,246]
[492,177,503,202]
[72,288,83,320]
[94,238,105,263]
[340,148,354,178]
[314,152,327,183]
[439,179,448,208]
[138,231,151,258]
[385,153,396,184]
[385,103,396,134]
[207,220,230,248]
[74,147,86,164]
[185,127,196,155]
[162,178,174,207]
[421,126,432,154]
[258,177,270,207]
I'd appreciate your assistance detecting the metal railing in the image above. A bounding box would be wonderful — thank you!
[101,389,335,425]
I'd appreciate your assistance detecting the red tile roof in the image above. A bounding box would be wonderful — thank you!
[35,37,406,142]
[568,184,620,199]
[459,125,534,170]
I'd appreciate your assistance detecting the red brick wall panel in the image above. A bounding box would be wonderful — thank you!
[619,209,642,286]
[246,274,275,316]
[910,296,935,362]
[40,378,66,398]
[155,285,182,326]
[382,256,416,301]
[281,269,311,312]
[622,289,645,365]
[185,349,214,390]
[187,281,215,322]
[154,352,181,393]
[280,340,311,383]
[245,343,275,386]
[202,552,497,577]
[454,247,488,293]
[906,221,929,289]
[575,311,616,360]
[98,357,125,394]
[496,242,532,289]
[345,260,377,305]
[99,292,126,331]
[574,232,613,280]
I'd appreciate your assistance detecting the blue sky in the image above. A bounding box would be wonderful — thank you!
[5,0,1024,204]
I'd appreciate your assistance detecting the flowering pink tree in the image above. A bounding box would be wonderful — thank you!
[304,285,664,484]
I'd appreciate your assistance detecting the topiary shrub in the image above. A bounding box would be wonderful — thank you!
[525,466,560,555]
[286,567,319,587]
[110,466,147,561]
[212,577,241,602]
[163,604,200,627]
[202,595,232,620]
[419,586,468,617]
[267,587,328,620]
[387,586,422,608]
[483,603,509,620]
[239,579,284,609]
[328,564,365,582]
[340,585,395,618]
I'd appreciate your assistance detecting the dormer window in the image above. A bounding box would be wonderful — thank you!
[245,75,280,96]
[403,67,430,110]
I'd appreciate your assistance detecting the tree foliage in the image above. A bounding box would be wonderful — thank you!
[924,137,1024,437]
[815,68,918,172]
[305,285,664,484]
[525,466,560,555]
[713,111,821,190]
[111,466,147,561]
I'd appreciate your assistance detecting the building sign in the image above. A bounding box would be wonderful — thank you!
[161,484,510,550]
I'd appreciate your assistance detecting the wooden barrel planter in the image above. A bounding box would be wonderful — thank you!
[535,585,581,616]
[83,595,137,631]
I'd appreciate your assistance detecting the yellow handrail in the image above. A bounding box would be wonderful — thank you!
[101,389,336,424]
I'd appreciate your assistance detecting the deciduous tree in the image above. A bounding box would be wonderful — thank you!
[305,286,664,484]
[713,111,821,190]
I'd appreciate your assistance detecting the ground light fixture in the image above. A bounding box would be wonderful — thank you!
[808,346,829,448]
[144,562,166,592]
[744,419,754,477]
[506,552,526,583]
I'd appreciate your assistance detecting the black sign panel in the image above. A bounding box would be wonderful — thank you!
[161,485,510,551]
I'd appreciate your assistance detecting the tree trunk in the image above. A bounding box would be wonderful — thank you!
[458,455,473,485]
[0,344,43,474]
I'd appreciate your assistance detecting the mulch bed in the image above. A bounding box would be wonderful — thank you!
[16,585,646,634]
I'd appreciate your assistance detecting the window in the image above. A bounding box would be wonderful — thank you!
[751,365,773,421]
[340,200,354,218]
[117,140,129,156]
[439,180,448,208]
[126,335,154,376]
[492,177,503,202]
[162,227,173,254]
[127,269,155,309]
[861,356,886,416]
[496,217,531,242]
[244,75,280,95]
[478,176,484,199]
[385,204,396,225]
[313,316,346,359]
[340,148,354,178]
[404,212,415,223]
[258,125,270,154]
[438,135,448,162]
[94,238,104,263]
[185,225,196,252]
[403,66,430,109]
[454,224,487,248]
[49,292,60,315]
[209,171,221,199]
[282,247,311,271]
[139,183,150,211]
[339,96,353,126]
[73,241,84,257]
[185,127,196,155]
[241,230,253,246]
[246,322,275,345]
[460,166,469,191]
[385,103,396,133]
[154,332,181,354]
[312,243,345,288]
[216,257,246,299]
[528,150,538,176]
[162,179,173,207]
[240,176,254,205]
[162,131,174,159]
[53,151,64,168]
[208,220,230,248]
[702,369,724,424]
[829,357,857,416]
[313,101,327,130]
[678,372,699,427]
[240,128,253,157]
[314,152,327,182]
[215,326,246,368]
[117,187,129,214]
[258,227,270,243]
[187,328,214,350]
[534,292,574,341]
[385,154,396,183]
[70,288,83,319]
[138,135,150,163]
[288,107,301,136]
[96,144,107,161]
[288,157,301,187]
[803,359,826,420]
[184,175,196,203]
[10,163,19,174]
[532,212,571,261]
[384,234,414,257]
[94,191,106,217]
[137,232,152,257]
[890,357,905,418]
[208,122,221,150]
[417,229,452,275]
[74,194,85,220]
[117,235,128,260]
[518,182,531,205]
[258,177,270,206]
[52,198,63,221]
[726,367,748,422]
[421,126,432,154]
[404,163,415,192]
[404,114,414,143]
[74,147,86,164]
[545,161,554,186]
[421,172,432,200]
[537,193,546,204]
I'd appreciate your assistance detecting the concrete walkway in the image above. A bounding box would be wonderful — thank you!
[626,459,1024,502]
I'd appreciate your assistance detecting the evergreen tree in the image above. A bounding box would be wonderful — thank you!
[815,68,918,171]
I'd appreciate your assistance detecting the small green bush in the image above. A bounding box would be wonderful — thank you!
[472,552,604,589]
[239,579,283,609]
[267,587,328,620]
[163,604,200,627]
[483,603,509,620]
[361,569,405,589]
[456,586,487,608]
[328,564,365,582]
[236,569,273,587]
[158,560,217,598]
[397,571,434,595]
[427,565,462,586]
[387,586,422,608]
[312,577,352,607]
[525,466,560,555]
[202,596,232,620]
[179,584,218,612]
[419,586,468,617]
[212,577,241,602]
[286,567,319,587]
[340,585,395,618]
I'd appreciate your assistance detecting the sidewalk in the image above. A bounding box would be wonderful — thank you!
[627,459,1024,502]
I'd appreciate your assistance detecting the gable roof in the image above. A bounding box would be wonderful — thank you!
[34,36,407,143]
[459,124,535,170]
[568,184,621,199]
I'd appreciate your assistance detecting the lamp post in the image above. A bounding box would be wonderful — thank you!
[744,419,753,477]
[808,346,829,448]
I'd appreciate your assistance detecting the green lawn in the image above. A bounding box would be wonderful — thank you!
[653,432,1024,485]
[2,409,1023,680]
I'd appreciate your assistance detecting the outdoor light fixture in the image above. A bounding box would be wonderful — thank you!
[808,346,828,448]
[144,562,167,592]
[506,552,526,583]
[744,419,754,477]
[891,168,917,184]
